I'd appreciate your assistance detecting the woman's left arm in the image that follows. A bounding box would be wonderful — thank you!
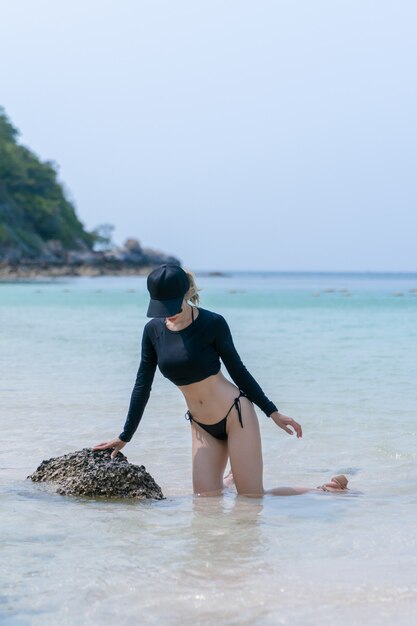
[214,314,302,438]
[269,411,302,438]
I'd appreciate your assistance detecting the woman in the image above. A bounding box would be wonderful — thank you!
[93,264,348,496]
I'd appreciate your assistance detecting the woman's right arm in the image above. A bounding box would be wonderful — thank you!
[93,324,157,458]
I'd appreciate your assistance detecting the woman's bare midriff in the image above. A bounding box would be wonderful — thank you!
[177,371,242,425]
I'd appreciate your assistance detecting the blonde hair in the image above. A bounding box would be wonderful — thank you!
[184,269,201,305]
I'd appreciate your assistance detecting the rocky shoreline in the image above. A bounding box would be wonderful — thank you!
[0,238,181,281]
[0,261,156,280]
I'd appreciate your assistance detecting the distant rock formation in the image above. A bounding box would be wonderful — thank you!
[1,237,181,278]
[28,448,164,499]
[0,237,181,278]
[100,237,180,268]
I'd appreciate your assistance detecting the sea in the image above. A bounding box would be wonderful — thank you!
[1,271,416,626]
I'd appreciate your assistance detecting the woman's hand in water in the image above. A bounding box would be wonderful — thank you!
[269,412,303,438]
[92,438,127,459]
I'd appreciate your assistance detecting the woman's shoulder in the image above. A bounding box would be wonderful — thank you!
[144,317,158,329]
[197,306,221,319]
[143,317,162,339]
[197,306,228,327]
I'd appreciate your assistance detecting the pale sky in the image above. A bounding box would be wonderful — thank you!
[1,0,416,271]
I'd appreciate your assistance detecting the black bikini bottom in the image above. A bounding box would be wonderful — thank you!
[185,390,250,441]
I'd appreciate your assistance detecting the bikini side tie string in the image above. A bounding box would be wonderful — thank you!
[223,390,246,428]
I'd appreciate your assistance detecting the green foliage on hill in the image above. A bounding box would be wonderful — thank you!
[0,107,94,259]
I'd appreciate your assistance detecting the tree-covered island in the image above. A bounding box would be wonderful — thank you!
[0,107,180,279]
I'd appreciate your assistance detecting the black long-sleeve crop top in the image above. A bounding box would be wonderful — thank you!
[119,306,278,442]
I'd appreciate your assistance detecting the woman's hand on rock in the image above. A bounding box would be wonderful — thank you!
[269,412,303,438]
[92,438,127,459]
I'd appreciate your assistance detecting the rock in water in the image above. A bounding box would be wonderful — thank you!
[28,448,164,499]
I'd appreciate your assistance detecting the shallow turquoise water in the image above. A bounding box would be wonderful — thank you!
[1,272,417,625]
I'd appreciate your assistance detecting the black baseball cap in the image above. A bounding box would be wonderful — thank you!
[146,264,190,317]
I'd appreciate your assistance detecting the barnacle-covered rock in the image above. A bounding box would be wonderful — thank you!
[28,448,164,499]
